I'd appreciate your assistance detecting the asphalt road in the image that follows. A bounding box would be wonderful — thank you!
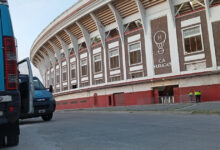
[3,111,220,150]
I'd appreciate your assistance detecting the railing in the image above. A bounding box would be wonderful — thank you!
[157,95,199,104]
[135,95,199,105]
[159,96,175,104]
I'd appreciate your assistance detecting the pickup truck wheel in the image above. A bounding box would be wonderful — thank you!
[6,135,19,147]
[41,113,53,121]
[0,136,5,148]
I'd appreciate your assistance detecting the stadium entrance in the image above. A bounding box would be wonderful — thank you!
[153,85,178,104]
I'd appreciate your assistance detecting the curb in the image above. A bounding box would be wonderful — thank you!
[56,109,220,115]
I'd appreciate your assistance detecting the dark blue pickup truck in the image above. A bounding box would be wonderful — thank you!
[18,73,56,121]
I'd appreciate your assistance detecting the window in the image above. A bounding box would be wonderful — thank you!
[94,54,102,73]
[124,19,142,32]
[71,63,76,80]
[33,77,45,90]
[91,35,101,45]
[61,53,65,59]
[182,26,203,54]
[81,59,88,76]
[109,49,119,69]
[69,48,74,55]
[56,69,60,84]
[81,82,89,87]
[63,86,68,91]
[110,76,121,82]
[129,42,142,65]
[62,66,67,82]
[79,42,87,50]
[72,84,77,89]
[56,88,60,92]
[131,72,143,79]
[95,79,104,85]
[106,28,119,39]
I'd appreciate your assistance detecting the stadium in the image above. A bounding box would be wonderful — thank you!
[30,0,220,110]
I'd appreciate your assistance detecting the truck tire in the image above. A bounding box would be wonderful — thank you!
[4,120,20,147]
[41,113,53,121]
[6,135,19,147]
[0,136,5,148]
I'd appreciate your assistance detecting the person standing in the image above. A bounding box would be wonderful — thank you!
[195,91,201,103]
[189,91,193,103]
[198,91,201,102]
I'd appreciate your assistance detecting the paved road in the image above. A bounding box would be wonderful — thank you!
[3,111,220,150]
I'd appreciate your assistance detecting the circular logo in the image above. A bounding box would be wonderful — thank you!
[154,31,166,44]
[153,30,167,54]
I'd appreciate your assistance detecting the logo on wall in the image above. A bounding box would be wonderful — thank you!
[153,30,166,54]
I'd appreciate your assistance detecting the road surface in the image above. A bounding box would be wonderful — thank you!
[4,111,220,150]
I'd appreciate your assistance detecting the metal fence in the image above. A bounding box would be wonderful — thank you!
[156,95,199,104]
[135,95,199,105]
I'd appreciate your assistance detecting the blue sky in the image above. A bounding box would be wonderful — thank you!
[8,0,78,79]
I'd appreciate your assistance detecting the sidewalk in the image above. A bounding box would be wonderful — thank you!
[61,102,220,115]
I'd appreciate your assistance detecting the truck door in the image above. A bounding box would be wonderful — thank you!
[18,58,34,114]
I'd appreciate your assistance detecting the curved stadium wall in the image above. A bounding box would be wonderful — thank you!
[30,0,220,110]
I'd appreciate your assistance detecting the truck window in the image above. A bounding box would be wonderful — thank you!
[18,61,29,75]
[33,78,45,90]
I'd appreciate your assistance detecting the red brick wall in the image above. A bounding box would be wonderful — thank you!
[56,83,220,110]
[56,90,154,110]
[174,84,220,102]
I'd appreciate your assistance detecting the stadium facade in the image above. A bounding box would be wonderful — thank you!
[30,0,220,109]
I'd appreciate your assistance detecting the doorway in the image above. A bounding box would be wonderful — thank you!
[113,93,125,106]
[108,96,112,106]
[153,85,178,104]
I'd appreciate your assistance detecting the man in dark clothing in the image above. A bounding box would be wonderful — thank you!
[195,91,201,103]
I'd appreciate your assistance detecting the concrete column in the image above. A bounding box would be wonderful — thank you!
[167,0,180,74]
[108,3,127,81]
[37,59,47,86]
[41,52,52,87]
[43,46,57,90]
[36,63,44,83]
[56,35,71,90]
[76,22,93,86]
[90,13,108,84]
[135,0,154,77]
[64,29,80,89]
[49,41,62,92]
[204,0,217,69]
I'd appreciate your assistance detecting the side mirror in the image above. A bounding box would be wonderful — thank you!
[49,85,53,93]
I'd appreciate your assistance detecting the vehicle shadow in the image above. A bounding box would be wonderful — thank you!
[19,119,49,125]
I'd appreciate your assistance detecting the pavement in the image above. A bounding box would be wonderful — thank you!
[4,111,220,150]
[60,102,220,114]
[3,102,220,150]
